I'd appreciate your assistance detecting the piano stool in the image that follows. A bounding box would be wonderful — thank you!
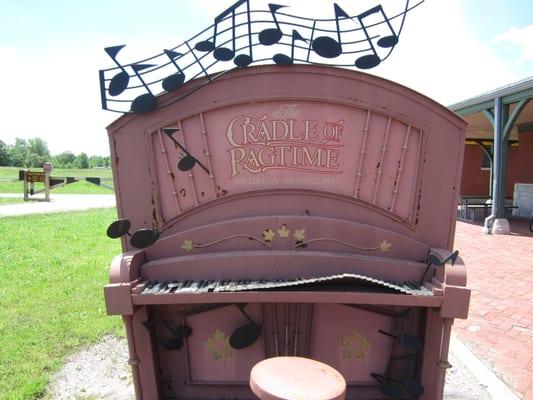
[250,356,346,400]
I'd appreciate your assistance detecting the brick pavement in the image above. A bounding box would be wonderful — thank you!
[453,218,533,400]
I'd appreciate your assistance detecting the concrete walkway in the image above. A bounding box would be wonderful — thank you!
[0,194,524,399]
[0,193,116,217]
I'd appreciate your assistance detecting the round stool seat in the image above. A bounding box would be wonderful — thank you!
[250,356,346,400]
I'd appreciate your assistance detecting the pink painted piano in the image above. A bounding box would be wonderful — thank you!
[104,65,469,400]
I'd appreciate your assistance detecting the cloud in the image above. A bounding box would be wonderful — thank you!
[0,42,113,156]
[0,33,185,156]
[493,24,533,62]
[369,0,519,105]
[191,0,523,105]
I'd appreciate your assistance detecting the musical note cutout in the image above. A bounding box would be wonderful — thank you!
[378,309,421,351]
[163,128,211,175]
[194,0,253,67]
[130,64,157,113]
[99,1,424,114]
[355,5,398,69]
[371,353,424,398]
[162,50,186,92]
[258,3,287,45]
[105,45,130,97]
[229,303,261,350]
[418,250,459,286]
[143,320,192,351]
[312,4,350,59]
[273,30,306,65]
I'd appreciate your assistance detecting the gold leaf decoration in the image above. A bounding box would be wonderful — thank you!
[278,224,290,238]
[293,228,306,242]
[262,229,276,242]
[205,329,234,361]
[181,240,193,252]
[379,240,392,252]
[339,329,369,360]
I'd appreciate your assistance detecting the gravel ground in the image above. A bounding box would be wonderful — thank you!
[45,335,493,400]
[46,336,134,400]
[445,351,492,400]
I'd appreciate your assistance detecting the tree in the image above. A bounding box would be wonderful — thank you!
[75,152,89,169]
[27,138,50,159]
[8,138,28,167]
[53,151,76,168]
[0,140,10,166]
[25,152,47,168]
[24,138,50,167]
[5,137,50,167]
[89,155,104,168]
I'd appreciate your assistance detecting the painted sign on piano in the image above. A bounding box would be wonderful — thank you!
[149,99,424,224]
[226,104,344,177]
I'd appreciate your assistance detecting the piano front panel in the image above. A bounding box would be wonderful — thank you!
[310,304,394,383]
[144,303,423,399]
[186,304,265,384]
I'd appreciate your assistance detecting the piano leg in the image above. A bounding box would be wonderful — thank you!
[439,318,453,370]
[420,310,453,400]
[123,315,143,399]
[126,307,161,400]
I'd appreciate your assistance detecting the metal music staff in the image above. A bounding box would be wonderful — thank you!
[99,0,424,114]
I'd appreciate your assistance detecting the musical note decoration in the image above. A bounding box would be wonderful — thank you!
[99,0,424,114]
[162,50,186,92]
[273,30,306,65]
[106,218,160,248]
[162,128,211,175]
[194,0,253,67]
[258,4,287,46]
[371,353,424,398]
[311,4,350,59]
[355,5,399,69]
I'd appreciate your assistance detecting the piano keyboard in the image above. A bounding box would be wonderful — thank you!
[140,273,434,296]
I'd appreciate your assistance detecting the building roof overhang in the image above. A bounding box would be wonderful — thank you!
[448,76,533,141]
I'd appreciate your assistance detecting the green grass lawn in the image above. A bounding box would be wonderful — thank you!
[0,208,123,399]
[0,167,114,194]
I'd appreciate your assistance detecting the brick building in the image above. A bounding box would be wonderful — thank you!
[449,77,533,232]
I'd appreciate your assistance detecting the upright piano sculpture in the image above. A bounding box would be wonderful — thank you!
[104,65,469,399]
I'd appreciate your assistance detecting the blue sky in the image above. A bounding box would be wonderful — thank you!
[1,0,532,155]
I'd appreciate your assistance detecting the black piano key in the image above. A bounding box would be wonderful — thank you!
[209,281,219,292]
[197,280,210,293]
[148,281,164,294]
[160,281,172,293]
[189,281,200,292]
[145,281,160,294]
[179,280,192,291]
[138,274,435,297]
[166,281,180,293]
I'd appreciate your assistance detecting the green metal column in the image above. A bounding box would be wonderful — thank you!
[488,97,503,227]
[496,104,509,218]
